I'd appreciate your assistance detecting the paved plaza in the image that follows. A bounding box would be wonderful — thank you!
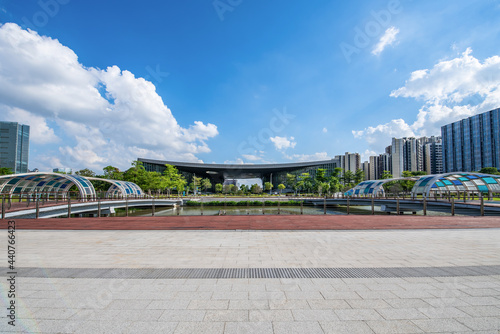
[2,227,500,333]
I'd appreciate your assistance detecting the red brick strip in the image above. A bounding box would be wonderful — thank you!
[2,215,500,230]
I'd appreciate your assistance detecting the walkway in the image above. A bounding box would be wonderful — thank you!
[1,220,499,333]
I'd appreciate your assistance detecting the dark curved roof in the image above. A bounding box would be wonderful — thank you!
[138,158,337,175]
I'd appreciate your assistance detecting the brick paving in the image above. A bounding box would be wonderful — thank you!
[2,215,500,230]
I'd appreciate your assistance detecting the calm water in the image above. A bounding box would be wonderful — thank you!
[112,205,405,217]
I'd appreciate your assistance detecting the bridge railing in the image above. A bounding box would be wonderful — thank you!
[1,191,498,219]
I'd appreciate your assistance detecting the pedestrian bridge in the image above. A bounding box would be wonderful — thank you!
[3,198,181,219]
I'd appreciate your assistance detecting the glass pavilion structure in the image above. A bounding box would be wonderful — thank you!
[0,173,144,199]
[411,173,500,197]
[346,172,500,198]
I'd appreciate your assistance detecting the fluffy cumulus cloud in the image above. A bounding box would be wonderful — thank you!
[0,23,218,171]
[284,152,330,162]
[269,136,296,150]
[354,48,500,152]
[372,26,399,56]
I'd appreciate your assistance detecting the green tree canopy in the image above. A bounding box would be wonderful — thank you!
[479,167,500,175]
[75,168,96,177]
[0,167,13,176]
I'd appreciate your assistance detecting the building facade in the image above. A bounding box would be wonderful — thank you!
[442,108,500,172]
[0,122,30,174]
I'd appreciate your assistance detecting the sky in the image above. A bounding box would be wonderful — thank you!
[0,0,500,173]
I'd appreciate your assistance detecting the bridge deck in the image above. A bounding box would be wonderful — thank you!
[3,215,500,230]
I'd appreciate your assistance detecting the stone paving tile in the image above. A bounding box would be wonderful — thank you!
[224,321,273,334]
[307,299,351,309]
[459,296,500,306]
[422,297,470,308]
[346,299,391,309]
[458,305,500,317]
[335,308,383,321]
[384,298,431,309]
[411,319,473,332]
[204,310,249,322]
[31,308,79,320]
[212,291,248,300]
[285,291,324,300]
[356,290,399,300]
[106,299,152,310]
[320,320,374,334]
[462,288,500,296]
[188,300,229,310]
[249,309,293,321]
[228,299,269,310]
[292,309,339,321]
[376,307,427,320]
[265,283,301,292]
[248,291,285,300]
[269,299,310,310]
[159,310,206,322]
[417,306,471,319]
[455,317,500,331]
[71,309,163,322]
[124,321,179,334]
[174,322,224,334]
[321,291,361,300]
[273,321,324,334]
[147,300,191,310]
[366,319,424,333]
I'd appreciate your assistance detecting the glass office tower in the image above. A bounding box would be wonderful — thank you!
[0,121,30,174]
[441,108,500,172]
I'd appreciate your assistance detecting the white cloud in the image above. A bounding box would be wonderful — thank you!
[284,152,330,162]
[3,106,59,144]
[322,127,327,133]
[0,23,218,171]
[361,149,378,162]
[372,26,399,56]
[242,154,262,161]
[354,48,500,152]
[269,136,296,150]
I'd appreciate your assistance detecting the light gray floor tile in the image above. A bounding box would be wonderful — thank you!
[411,319,472,332]
[273,321,324,334]
[174,322,224,334]
[224,321,273,334]
[367,319,423,333]
[321,320,374,334]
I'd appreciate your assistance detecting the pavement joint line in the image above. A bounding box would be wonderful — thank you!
[3,265,500,279]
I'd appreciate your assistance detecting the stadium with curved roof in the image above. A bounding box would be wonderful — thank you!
[0,173,144,199]
[345,177,419,197]
[139,158,341,188]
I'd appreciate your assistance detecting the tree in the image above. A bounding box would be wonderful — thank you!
[103,166,122,180]
[250,183,262,194]
[354,169,365,184]
[215,183,223,193]
[163,164,186,196]
[332,167,343,179]
[286,173,297,194]
[201,178,212,193]
[343,170,354,185]
[75,168,96,177]
[479,167,500,175]
[329,176,341,194]
[264,182,273,194]
[277,183,286,195]
[191,176,202,195]
[0,167,13,176]
[240,184,249,193]
[381,170,392,179]
[315,168,327,183]
[123,160,148,189]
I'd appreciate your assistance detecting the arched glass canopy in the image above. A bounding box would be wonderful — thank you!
[411,172,500,197]
[0,173,143,199]
[345,177,418,197]
[86,177,143,198]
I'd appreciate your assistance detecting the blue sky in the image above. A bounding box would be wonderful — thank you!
[1,0,500,172]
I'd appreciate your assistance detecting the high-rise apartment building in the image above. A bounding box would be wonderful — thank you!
[0,121,30,174]
[441,108,500,172]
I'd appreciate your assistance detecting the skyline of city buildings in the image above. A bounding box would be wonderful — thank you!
[1,108,499,182]
[442,108,500,173]
[0,121,30,174]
